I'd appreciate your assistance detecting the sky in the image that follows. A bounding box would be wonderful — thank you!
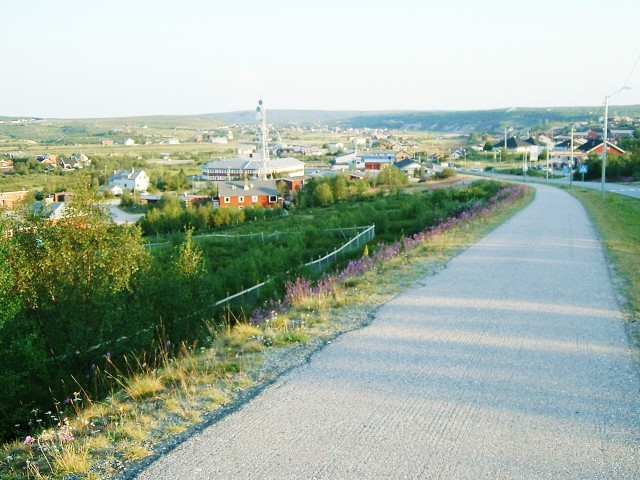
[2,0,640,118]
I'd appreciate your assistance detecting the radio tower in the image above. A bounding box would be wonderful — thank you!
[256,99,271,180]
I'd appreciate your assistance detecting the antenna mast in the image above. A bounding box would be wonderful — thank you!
[256,99,271,180]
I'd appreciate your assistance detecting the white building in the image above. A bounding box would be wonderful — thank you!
[333,151,364,170]
[202,155,304,181]
[108,168,150,193]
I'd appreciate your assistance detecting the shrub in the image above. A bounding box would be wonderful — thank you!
[434,168,456,180]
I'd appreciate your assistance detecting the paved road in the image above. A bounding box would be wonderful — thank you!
[470,170,640,200]
[136,185,640,479]
[101,199,144,225]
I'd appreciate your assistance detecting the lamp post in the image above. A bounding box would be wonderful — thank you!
[602,86,631,201]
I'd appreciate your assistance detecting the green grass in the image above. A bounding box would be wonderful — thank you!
[568,188,640,342]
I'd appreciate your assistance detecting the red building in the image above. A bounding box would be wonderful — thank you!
[215,180,282,209]
[577,139,626,156]
[276,177,305,192]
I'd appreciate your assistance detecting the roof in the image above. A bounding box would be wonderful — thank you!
[217,180,278,198]
[395,159,422,169]
[499,137,534,150]
[554,138,587,149]
[203,156,304,171]
[576,139,626,154]
[108,169,147,181]
[30,201,68,220]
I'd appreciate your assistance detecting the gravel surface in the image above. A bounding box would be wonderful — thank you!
[135,185,640,479]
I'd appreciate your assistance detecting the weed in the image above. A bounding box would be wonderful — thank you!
[51,443,92,476]
[124,374,164,400]
[122,443,152,462]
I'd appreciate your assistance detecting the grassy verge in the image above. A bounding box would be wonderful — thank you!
[567,188,640,344]
[0,184,533,480]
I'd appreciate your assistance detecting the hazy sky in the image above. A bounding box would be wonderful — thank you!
[2,0,640,118]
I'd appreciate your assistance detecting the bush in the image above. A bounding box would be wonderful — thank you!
[434,168,456,180]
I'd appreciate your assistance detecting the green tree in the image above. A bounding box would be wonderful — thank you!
[314,182,334,206]
[0,239,21,329]
[377,166,408,192]
[5,186,150,359]
[332,173,348,201]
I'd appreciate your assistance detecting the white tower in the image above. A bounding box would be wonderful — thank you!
[256,99,271,180]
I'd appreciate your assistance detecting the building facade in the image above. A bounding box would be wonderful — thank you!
[108,169,150,192]
[202,156,304,181]
[215,180,281,208]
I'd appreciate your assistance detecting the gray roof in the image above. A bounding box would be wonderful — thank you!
[29,201,68,220]
[217,180,278,197]
[203,156,304,171]
[108,169,147,181]
[395,159,422,169]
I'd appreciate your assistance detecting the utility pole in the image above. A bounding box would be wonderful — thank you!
[256,100,271,181]
[546,139,550,182]
[602,95,609,201]
[570,126,574,189]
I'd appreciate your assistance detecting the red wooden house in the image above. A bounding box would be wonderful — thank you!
[576,139,626,156]
[215,180,282,209]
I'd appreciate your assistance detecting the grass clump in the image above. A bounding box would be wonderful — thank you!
[124,374,164,400]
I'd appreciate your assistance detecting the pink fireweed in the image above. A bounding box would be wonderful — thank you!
[248,184,526,325]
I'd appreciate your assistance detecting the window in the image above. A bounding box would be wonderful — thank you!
[269,195,277,203]
[238,196,244,203]
[252,196,258,202]
[223,197,230,204]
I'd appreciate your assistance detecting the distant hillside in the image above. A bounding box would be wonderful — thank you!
[4,106,640,139]
[199,109,382,126]
[201,106,640,133]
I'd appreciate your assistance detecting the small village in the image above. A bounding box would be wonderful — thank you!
[1,104,638,219]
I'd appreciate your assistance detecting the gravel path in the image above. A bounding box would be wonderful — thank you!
[136,185,640,479]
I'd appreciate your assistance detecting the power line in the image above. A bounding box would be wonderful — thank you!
[621,52,640,90]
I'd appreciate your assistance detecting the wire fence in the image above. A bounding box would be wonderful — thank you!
[50,225,376,364]
[214,280,271,309]
[145,226,371,247]
[304,225,375,275]
[214,225,375,308]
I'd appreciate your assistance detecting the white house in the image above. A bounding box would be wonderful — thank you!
[394,158,423,178]
[124,138,135,146]
[108,168,150,193]
[237,144,257,155]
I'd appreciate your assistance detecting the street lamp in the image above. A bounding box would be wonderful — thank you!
[602,86,631,201]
